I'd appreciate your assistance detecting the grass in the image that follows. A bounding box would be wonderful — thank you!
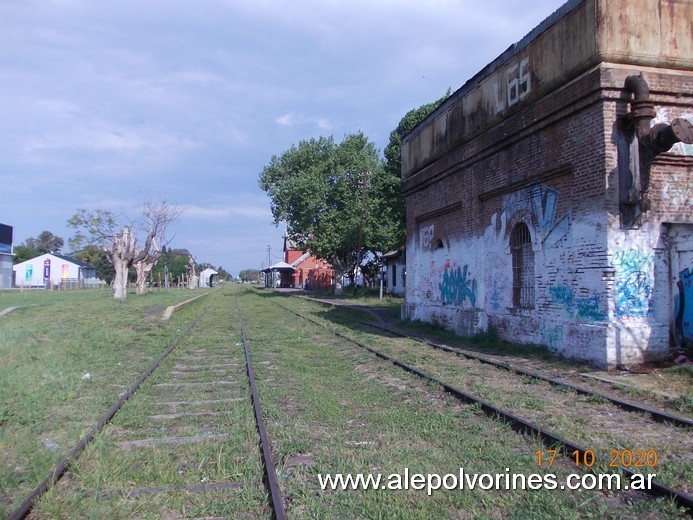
[237,288,683,518]
[281,295,693,500]
[0,287,212,517]
[2,286,688,518]
[31,287,268,518]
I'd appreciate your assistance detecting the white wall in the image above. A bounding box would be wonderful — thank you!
[13,254,83,287]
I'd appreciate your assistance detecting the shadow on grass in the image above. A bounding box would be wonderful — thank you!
[250,286,578,368]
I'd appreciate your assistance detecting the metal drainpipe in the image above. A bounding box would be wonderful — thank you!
[623,74,693,155]
[623,74,656,141]
[619,74,693,218]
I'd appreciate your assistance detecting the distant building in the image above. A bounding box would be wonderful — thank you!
[283,236,334,289]
[0,224,12,289]
[383,248,405,297]
[401,0,693,367]
[13,252,98,288]
[200,267,218,287]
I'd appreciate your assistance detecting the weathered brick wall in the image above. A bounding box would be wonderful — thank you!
[404,63,693,368]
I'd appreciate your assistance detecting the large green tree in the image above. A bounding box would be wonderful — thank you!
[384,91,450,179]
[13,230,65,264]
[259,132,401,287]
[24,230,64,253]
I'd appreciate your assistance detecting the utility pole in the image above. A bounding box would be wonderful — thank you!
[355,171,369,296]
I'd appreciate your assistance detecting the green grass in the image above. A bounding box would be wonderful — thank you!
[236,289,683,518]
[0,287,212,517]
[2,287,688,518]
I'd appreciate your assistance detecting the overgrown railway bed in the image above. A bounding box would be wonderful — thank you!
[8,292,284,519]
[4,286,691,518]
[275,293,692,514]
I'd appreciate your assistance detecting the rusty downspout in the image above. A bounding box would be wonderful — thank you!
[619,75,693,219]
[623,74,656,142]
[623,74,693,154]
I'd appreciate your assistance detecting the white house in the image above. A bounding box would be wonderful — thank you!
[13,252,98,288]
[199,267,218,288]
[383,249,405,297]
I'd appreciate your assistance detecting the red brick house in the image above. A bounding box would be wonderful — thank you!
[283,236,334,289]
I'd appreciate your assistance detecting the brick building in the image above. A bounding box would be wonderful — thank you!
[283,236,334,289]
[401,0,692,368]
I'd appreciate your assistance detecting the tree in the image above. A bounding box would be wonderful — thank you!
[384,91,450,179]
[259,132,400,290]
[131,201,183,295]
[239,269,262,283]
[12,245,40,264]
[150,248,193,287]
[24,230,64,254]
[68,202,182,302]
[73,244,102,265]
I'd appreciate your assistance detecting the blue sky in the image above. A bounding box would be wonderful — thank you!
[1,0,567,277]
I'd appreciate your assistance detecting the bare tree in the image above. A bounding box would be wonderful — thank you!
[132,202,182,295]
[68,202,182,302]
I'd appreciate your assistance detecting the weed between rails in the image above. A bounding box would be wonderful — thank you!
[235,289,682,518]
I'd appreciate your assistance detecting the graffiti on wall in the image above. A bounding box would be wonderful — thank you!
[541,324,564,352]
[612,248,653,318]
[420,224,435,249]
[499,184,570,251]
[440,264,477,307]
[531,186,570,249]
[549,284,606,321]
[493,57,531,114]
[662,174,693,206]
[485,251,508,311]
[675,268,693,344]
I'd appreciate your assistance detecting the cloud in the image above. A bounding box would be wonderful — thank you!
[1,0,568,275]
[276,112,332,131]
[182,201,272,221]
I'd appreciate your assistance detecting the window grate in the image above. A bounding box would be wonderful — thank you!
[511,223,535,308]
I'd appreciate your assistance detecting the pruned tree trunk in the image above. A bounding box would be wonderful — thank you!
[70,202,182,303]
[187,257,197,289]
[134,258,154,295]
[109,226,137,303]
[134,239,160,295]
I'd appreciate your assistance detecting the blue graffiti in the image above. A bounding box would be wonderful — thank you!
[549,284,606,321]
[675,268,693,344]
[529,185,570,248]
[541,325,563,352]
[612,248,653,318]
[440,265,477,307]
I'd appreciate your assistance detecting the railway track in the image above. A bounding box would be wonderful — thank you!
[9,293,286,519]
[276,296,693,513]
[6,288,690,516]
[352,318,693,428]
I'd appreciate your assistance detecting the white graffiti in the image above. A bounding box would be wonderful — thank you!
[493,57,531,114]
[662,174,693,206]
[420,224,435,249]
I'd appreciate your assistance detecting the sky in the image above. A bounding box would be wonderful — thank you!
[1,0,568,277]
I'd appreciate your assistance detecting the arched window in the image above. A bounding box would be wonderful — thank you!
[511,223,535,308]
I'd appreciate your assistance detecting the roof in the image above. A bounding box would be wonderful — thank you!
[290,251,312,268]
[383,248,405,260]
[51,252,94,269]
[13,252,95,269]
[261,261,296,273]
